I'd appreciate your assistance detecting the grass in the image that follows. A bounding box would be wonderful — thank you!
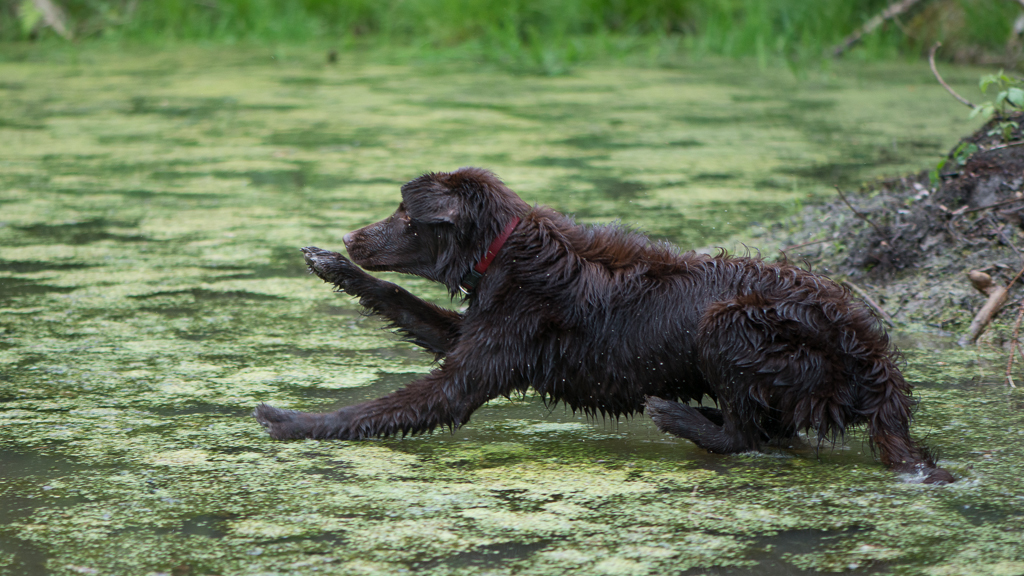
[1,0,1021,73]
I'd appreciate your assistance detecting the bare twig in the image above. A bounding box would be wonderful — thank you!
[842,280,895,327]
[782,238,831,252]
[945,218,968,246]
[963,196,1024,214]
[835,186,891,244]
[831,0,925,57]
[988,140,1024,151]
[929,42,976,109]
[1008,300,1024,388]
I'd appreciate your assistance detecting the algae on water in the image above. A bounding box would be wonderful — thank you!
[1,46,1022,575]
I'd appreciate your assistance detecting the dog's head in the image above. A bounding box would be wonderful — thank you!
[343,167,530,294]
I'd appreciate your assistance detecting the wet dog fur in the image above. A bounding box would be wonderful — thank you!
[254,167,954,484]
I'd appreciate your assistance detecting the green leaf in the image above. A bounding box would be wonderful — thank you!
[980,74,999,93]
[969,103,994,119]
[1008,87,1024,109]
[954,144,978,165]
[929,158,946,185]
[17,0,43,36]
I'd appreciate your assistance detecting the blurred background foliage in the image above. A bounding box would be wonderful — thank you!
[1,0,1022,72]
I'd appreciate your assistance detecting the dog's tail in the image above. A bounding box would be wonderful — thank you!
[863,362,954,484]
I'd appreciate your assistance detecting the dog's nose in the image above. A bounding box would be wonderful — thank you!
[343,232,354,247]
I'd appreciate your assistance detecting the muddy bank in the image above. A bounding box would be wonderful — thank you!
[761,112,1024,338]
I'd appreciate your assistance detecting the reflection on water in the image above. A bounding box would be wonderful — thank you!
[0,46,1020,575]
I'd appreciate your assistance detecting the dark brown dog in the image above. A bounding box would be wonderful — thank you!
[254,167,954,484]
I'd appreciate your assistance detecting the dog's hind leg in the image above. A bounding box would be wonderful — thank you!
[695,405,724,426]
[695,290,955,483]
[645,397,752,453]
[303,246,461,356]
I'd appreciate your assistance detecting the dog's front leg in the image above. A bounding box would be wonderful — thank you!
[254,357,497,440]
[302,246,460,356]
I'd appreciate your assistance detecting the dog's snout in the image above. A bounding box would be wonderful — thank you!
[343,231,355,247]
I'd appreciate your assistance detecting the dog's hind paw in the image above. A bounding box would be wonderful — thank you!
[923,467,956,484]
[253,403,319,440]
[644,396,748,454]
[645,396,697,435]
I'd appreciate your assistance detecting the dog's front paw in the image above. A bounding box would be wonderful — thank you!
[301,245,345,273]
[301,246,366,292]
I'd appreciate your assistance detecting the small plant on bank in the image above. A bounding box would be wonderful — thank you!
[927,54,1024,185]
[971,70,1024,142]
[930,141,978,185]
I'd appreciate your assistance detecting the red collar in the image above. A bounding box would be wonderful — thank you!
[459,216,520,293]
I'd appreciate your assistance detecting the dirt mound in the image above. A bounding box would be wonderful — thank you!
[767,112,1024,334]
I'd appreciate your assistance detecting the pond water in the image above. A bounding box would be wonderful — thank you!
[1,45,1023,576]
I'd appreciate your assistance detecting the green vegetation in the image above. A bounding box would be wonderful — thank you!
[1,46,1022,575]
[972,70,1024,141]
[2,0,1022,73]
[929,69,1022,182]
[930,141,978,184]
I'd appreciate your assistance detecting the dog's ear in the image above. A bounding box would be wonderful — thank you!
[405,193,461,224]
[401,174,463,224]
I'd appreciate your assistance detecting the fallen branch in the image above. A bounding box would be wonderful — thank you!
[842,280,895,327]
[831,0,926,57]
[960,264,1024,345]
[929,42,976,110]
[962,285,1010,346]
[969,269,998,295]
